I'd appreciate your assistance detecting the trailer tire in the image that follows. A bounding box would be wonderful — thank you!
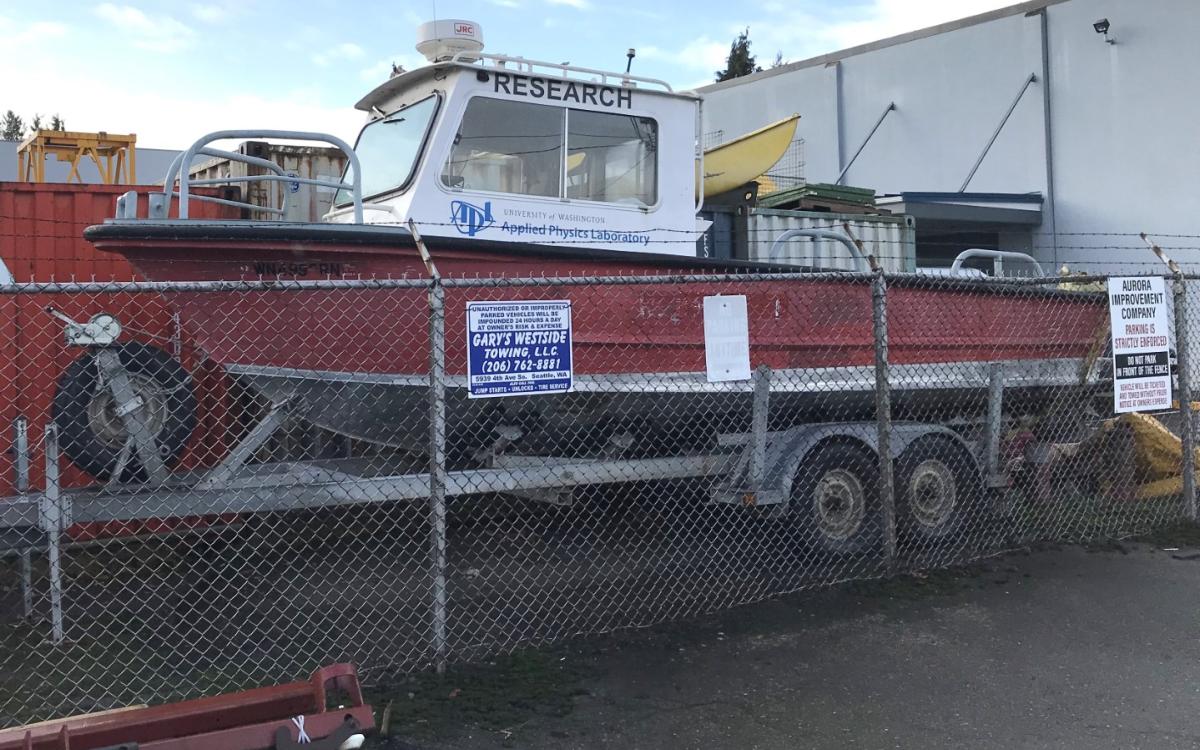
[895,435,981,543]
[791,442,880,555]
[52,342,197,482]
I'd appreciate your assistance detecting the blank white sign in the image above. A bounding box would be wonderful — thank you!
[703,294,751,382]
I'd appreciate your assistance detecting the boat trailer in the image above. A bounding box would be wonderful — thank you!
[1,305,1110,647]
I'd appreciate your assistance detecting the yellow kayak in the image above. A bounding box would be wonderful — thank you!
[699,114,799,199]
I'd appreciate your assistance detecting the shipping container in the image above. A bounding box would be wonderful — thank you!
[188,141,349,222]
[0,182,235,281]
[0,183,238,535]
[700,206,917,273]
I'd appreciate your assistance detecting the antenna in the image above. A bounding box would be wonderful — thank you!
[625,48,636,73]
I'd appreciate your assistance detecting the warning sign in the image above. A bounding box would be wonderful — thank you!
[1108,276,1171,414]
[703,294,751,382]
[466,300,572,399]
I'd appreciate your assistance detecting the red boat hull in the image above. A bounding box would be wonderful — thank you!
[85,224,1107,452]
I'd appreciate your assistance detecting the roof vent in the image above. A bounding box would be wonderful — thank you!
[416,19,484,63]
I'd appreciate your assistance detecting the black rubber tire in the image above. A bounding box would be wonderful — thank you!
[791,442,881,555]
[52,342,197,481]
[894,434,983,543]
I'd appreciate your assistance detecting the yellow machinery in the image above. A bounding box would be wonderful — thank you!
[1112,410,1200,499]
[17,130,137,184]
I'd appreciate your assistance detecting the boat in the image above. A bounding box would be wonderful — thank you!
[699,115,799,198]
[76,19,1107,473]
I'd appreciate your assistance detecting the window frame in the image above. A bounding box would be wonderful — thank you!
[563,107,659,209]
[438,94,661,212]
[334,92,442,208]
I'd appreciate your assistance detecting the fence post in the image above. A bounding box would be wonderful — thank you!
[40,424,65,645]
[20,547,33,622]
[871,269,898,574]
[1173,273,1196,521]
[427,278,449,673]
[984,363,1005,486]
[749,365,771,490]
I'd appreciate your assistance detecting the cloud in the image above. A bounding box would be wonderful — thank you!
[487,0,521,7]
[190,3,230,23]
[640,37,729,74]
[312,42,366,67]
[93,3,194,53]
[745,0,1016,65]
[631,0,1014,89]
[546,0,590,9]
[0,35,364,150]
[358,52,427,84]
[0,16,69,45]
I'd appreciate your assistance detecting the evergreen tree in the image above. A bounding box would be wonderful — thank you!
[714,28,762,82]
[49,114,65,131]
[28,114,43,136]
[1,110,24,140]
[771,50,785,68]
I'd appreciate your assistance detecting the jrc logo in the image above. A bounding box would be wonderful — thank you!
[454,22,474,35]
[450,200,494,236]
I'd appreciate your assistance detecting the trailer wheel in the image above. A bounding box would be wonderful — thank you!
[52,342,197,482]
[791,443,880,554]
[895,435,981,543]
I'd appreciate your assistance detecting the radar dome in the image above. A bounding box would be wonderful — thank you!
[416,20,484,63]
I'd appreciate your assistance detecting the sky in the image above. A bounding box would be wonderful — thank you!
[1,0,1018,150]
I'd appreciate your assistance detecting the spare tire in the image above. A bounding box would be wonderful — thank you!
[52,342,197,481]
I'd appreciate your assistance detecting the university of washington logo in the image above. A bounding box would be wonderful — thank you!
[450,200,495,236]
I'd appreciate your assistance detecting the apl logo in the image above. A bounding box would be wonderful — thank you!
[450,200,494,236]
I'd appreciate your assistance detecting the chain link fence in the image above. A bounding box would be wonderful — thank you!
[0,264,1195,726]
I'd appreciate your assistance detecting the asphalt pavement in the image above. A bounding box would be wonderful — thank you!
[371,539,1200,749]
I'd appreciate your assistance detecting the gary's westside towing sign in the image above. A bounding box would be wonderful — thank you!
[467,300,573,398]
[1108,276,1172,414]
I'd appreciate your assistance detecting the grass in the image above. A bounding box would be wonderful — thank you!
[365,648,591,748]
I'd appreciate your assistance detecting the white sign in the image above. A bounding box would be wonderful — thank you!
[703,295,751,382]
[466,300,573,399]
[1108,276,1172,414]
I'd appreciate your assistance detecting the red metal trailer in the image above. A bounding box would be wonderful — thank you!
[0,663,373,750]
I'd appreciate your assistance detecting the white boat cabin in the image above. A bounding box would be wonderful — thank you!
[322,20,706,255]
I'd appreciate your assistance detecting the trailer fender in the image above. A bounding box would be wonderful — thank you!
[762,421,980,501]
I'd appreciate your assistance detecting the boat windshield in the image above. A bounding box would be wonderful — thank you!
[336,95,439,205]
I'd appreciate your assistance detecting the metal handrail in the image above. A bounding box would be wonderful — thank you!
[166,130,363,222]
[769,228,870,272]
[163,146,289,188]
[449,51,674,92]
[950,248,1045,277]
[155,146,293,217]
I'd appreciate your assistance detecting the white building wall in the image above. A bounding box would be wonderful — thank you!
[1045,0,1200,267]
[699,0,1200,272]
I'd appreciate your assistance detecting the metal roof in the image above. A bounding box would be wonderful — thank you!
[876,192,1044,227]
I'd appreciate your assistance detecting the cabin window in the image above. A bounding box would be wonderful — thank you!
[442,98,563,198]
[443,96,658,206]
[336,94,439,205]
[566,109,657,206]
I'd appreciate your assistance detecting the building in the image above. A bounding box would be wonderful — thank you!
[699,0,1200,273]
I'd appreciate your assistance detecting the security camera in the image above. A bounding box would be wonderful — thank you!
[1093,18,1110,34]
